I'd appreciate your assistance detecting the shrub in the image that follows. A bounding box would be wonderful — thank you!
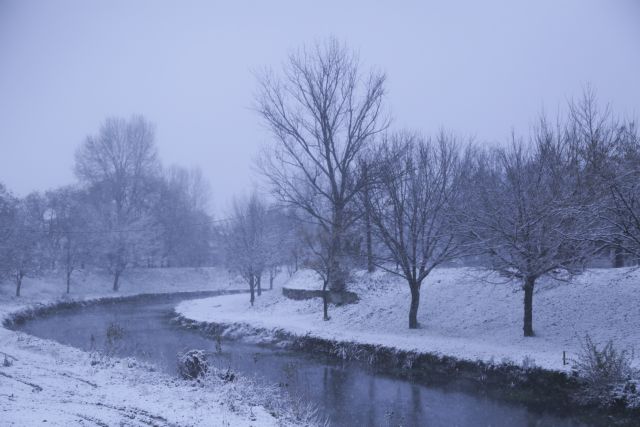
[103,322,126,357]
[2,353,13,367]
[105,322,125,348]
[573,334,637,407]
[177,349,210,380]
[219,367,237,383]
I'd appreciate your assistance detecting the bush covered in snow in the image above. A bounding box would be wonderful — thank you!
[573,335,639,408]
[177,349,210,380]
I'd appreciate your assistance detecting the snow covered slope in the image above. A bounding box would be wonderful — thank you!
[177,267,640,372]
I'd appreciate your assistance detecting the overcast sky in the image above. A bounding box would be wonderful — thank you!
[1,0,639,214]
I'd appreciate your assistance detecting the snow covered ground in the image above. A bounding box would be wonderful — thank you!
[0,268,297,426]
[177,267,640,373]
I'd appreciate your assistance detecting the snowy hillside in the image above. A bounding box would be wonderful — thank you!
[177,267,640,372]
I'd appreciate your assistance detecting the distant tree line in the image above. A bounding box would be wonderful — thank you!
[0,115,214,295]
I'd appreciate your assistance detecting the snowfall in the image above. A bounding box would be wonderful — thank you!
[177,267,640,373]
[0,268,295,426]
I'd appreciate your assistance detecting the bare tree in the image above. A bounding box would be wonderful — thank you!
[224,193,269,306]
[263,207,296,290]
[566,89,635,267]
[75,115,160,291]
[359,159,375,273]
[0,184,17,285]
[463,122,593,337]
[300,223,334,321]
[367,132,464,329]
[2,193,48,296]
[596,121,640,262]
[256,38,388,293]
[155,165,213,267]
[46,187,93,293]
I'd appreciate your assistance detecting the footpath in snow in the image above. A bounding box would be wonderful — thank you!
[176,267,640,373]
[0,268,292,427]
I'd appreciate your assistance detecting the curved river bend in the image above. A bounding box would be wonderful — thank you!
[10,293,600,427]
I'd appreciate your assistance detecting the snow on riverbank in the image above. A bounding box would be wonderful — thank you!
[0,268,293,426]
[177,267,640,373]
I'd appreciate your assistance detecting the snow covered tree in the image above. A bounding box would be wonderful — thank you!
[75,115,160,291]
[0,183,17,285]
[564,89,638,267]
[46,186,94,293]
[367,131,465,329]
[256,38,388,293]
[2,193,49,296]
[462,122,593,336]
[262,208,296,290]
[224,193,269,305]
[155,165,213,267]
[595,121,640,263]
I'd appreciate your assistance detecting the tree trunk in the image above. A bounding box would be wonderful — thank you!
[249,275,255,306]
[322,280,330,321]
[257,273,262,296]
[15,273,22,297]
[408,282,420,329]
[523,276,535,337]
[269,269,275,290]
[66,270,72,294]
[363,162,375,273]
[329,207,346,292]
[113,271,121,292]
[613,243,624,268]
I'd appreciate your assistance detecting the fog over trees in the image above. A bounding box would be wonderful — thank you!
[1,39,639,338]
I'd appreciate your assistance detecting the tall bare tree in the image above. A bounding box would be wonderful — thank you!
[75,115,160,291]
[256,38,388,293]
[367,132,464,329]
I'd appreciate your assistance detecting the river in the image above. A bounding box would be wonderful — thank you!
[10,292,599,427]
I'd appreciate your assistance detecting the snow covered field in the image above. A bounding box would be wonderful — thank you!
[0,268,294,426]
[177,267,640,373]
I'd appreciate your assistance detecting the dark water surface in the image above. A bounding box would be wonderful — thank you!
[11,293,599,427]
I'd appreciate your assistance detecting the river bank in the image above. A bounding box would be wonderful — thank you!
[0,268,301,426]
[175,267,640,422]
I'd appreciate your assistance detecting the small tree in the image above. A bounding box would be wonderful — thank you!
[46,187,93,293]
[224,193,269,306]
[263,208,295,290]
[3,194,47,296]
[463,122,592,336]
[0,184,17,285]
[155,165,213,267]
[367,131,464,329]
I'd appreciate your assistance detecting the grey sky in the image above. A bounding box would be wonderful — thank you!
[1,0,639,214]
